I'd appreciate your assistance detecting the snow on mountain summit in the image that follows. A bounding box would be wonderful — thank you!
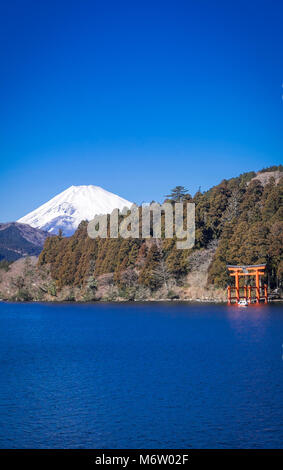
[17,185,133,236]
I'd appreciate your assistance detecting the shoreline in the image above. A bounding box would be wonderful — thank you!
[0,298,282,305]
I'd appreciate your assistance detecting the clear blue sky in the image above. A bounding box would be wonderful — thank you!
[0,0,282,221]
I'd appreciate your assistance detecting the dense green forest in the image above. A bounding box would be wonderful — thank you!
[38,166,283,293]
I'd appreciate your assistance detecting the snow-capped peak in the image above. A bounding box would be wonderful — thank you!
[17,185,133,236]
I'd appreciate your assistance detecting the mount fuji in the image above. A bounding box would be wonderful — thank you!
[18,185,133,236]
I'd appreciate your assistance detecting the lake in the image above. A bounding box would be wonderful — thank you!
[0,301,282,449]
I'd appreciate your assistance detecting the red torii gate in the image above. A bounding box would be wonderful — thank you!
[227,265,268,304]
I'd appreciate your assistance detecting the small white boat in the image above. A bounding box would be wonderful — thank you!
[238,299,248,307]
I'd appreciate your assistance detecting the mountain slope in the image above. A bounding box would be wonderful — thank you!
[18,185,133,236]
[0,223,50,262]
[37,167,282,300]
[1,166,281,302]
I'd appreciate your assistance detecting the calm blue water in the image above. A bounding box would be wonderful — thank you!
[0,302,282,449]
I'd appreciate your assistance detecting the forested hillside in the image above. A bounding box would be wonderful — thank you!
[37,166,282,300]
